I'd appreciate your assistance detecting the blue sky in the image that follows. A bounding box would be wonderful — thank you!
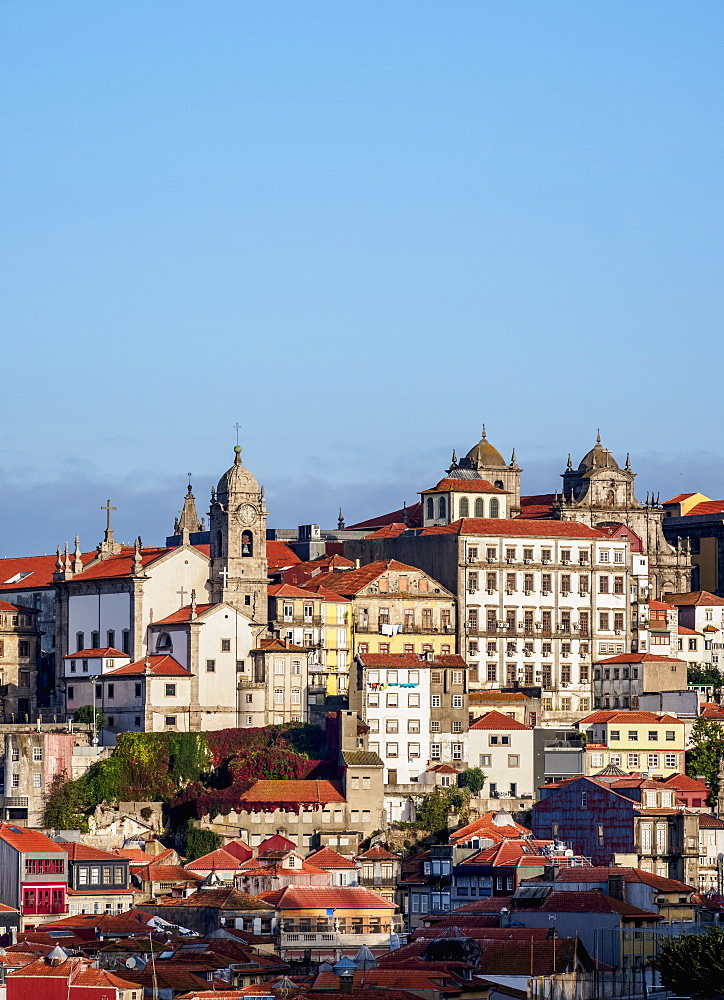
[1,2,722,554]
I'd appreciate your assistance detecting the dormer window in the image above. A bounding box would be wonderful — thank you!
[156,633,172,651]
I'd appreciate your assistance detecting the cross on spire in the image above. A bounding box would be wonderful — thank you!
[101,499,117,540]
[233,422,241,445]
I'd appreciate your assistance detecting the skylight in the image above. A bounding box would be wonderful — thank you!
[3,572,33,585]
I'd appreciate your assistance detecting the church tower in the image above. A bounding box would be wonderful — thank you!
[208,445,268,621]
[446,426,522,515]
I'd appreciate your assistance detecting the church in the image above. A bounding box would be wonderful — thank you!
[51,444,307,737]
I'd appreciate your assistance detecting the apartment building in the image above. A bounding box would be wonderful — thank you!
[0,823,68,930]
[346,520,631,725]
[593,652,688,710]
[467,711,535,798]
[268,583,352,697]
[349,651,468,783]
[0,601,42,723]
[305,560,457,659]
[577,710,686,777]
[240,639,312,727]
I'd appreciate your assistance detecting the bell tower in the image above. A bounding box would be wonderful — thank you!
[208,445,268,621]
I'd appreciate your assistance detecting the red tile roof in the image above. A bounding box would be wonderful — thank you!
[186,848,242,870]
[303,560,445,597]
[0,824,66,854]
[578,710,684,725]
[152,604,217,624]
[685,501,724,516]
[8,956,139,989]
[593,652,687,666]
[70,546,180,581]
[257,886,396,909]
[542,866,694,892]
[360,652,466,668]
[699,814,724,829]
[136,864,203,884]
[267,541,302,571]
[421,478,508,495]
[239,780,345,805]
[306,847,359,869]
[661,773,709,791]
[0,599,38,614]
[104,654,189,676]
[663,591,724,607]
[662,493,698,505]
[457,840,549,868]
[678,625,702,635]
[422,518,606,538]
[357,844,399,861]
[347,503,422,531]
[60,842,123,862]
[648,600,675,610]
[147,887,274,911]
[450,811,531,844]
[365,524,410,539]
[470,710,531,731]
[0,552,95,591]
[63,647,126,659]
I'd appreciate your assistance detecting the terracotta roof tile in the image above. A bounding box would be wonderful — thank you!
[359,653,466,668]
[305,847,359,869]
[422,518,606,538]
[186,848,242,870]
[0,552,95,591]
[470,711,531,731]
[592,653,687,666]
[256,886,395,909]
[63,647,126,659]
[103,654,189,676]
[267,541,302,571]
[302,560,447,597]
[421,478,508,495]
[152,604,217,624]
[663,590,724,607]
[347,503,422,531]
[0,824,66,854]
[239,780,345,805]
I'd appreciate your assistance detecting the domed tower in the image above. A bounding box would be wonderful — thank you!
[560,431,637,510]
[447,425,521,514]
[208,444,268,620]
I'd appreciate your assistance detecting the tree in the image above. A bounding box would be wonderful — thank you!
[73,705,107,732]
[689,665,724,687]
[180,820,223,860]
[656,926,724,998]
[415,786,470,833]
[687,717,724,798]
[457,767,486,795]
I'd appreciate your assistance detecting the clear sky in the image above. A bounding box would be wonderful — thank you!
[1,2,722,555]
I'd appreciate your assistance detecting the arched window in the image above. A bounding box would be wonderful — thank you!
[474,497,484,518]
[214,530,223,557]
[489,498,499,518]
[241,531,253,557]
[438,496,446,519]
[156,633,172,652]
[459,497,469,517]
[426,497,434,519]
[494,480,504,490]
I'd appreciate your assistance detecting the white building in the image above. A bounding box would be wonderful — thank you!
[467,710,535,799]
[349,651,468,784]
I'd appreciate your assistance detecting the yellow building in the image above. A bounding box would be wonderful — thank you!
[306,559,457,658]
[578,710,686,777]
[268,584,352,697]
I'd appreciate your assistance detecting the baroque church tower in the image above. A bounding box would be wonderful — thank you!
[446,426,522,515]
[208,445,268,621]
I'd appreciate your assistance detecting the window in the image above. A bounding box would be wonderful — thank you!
[431,694,441,708]
[610,730,620,741]
[665,753,678,768]
[666,730,676,741]
[487,664,497,682]
[221,638,231,652]
[32,746,42,761]
[599,612,610,631]
[291,689,301,704]
[67,685,74,699]
[165,716,176,727]
[165,683,176,697]
[386,693,398,707]
[206,659,216,672]
[386,743,399,758]
[386,718,399,733]
[107,684,114,699]
[614,576,624,595]
[452,695,463,708]
[408,743,421,757]
[135,716,141,726]
[408,693,420,707]
[76,631,84,652]
[274,688,284,704]
[628,730,638,742]
[452,743,463,760]
[32,772,41,788]
[599,576,609,594]
[508,754,520,767]
[648,754,659,768]
[430,720,440,732]
[627,753,639,768]
[431,743,441,759]
[408,719,420,733]
[459,497,469,517]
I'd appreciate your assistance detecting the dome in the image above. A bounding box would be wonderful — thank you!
[216,445,259,499]
[577,432,620,473]
[464,426,506,468]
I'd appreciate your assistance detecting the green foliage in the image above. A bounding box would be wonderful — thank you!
[180,820,223,861]
[656,926,724,998]
[688,717,724,798]
[689,666,724,687]
[415,785,470,833]
[73,705,107,731]
[457,768,486,795]
[44,771,89,831]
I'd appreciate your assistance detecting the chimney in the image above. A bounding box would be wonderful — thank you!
[608,871,625,901]
[542,865,558,883]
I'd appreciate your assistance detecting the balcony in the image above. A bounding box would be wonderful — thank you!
[281,616,323,627]
[359,876,398,888]
[279,920,401,951]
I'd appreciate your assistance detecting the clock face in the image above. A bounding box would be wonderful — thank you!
[236,503,256,525]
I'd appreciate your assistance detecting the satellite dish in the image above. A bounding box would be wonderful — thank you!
[125,958,137,969]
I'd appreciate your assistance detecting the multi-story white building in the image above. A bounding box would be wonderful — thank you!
[467,710,535,799]
[347,520,633,726]
[349,652,468,784]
